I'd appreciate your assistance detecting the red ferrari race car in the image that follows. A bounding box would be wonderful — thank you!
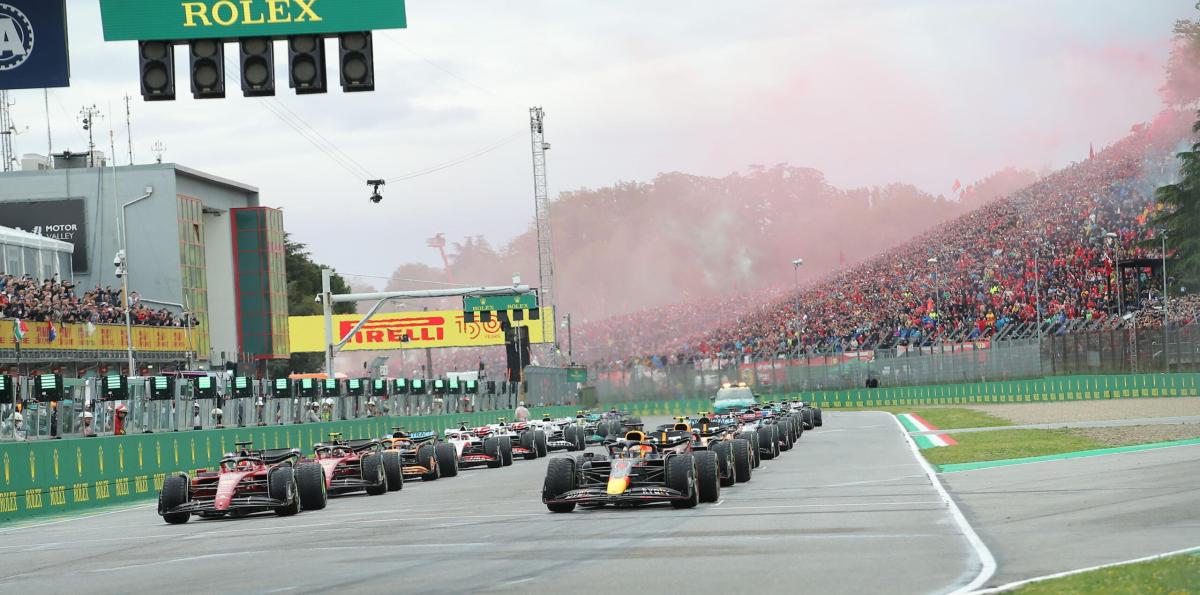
[305,433,394,496]
[157,441,327,524]
[541,429,720,512]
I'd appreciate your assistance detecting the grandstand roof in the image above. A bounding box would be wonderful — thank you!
[0,225,74,253]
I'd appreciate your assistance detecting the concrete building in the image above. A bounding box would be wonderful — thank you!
[0,156,289,368]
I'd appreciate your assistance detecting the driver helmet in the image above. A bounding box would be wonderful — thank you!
[623,444,653,458]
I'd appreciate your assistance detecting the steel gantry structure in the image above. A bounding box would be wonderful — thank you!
[529,107,558,357]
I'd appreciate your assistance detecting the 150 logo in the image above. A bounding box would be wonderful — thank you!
[0,3,34,72]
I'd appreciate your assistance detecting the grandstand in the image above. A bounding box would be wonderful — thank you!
[575,110,1197,370]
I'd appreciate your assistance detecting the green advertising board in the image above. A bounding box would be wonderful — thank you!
[567,366,588,383]
[99,0,407,42]
[463,294,539,313]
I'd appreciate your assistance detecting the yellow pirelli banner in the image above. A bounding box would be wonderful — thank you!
[288,308,555,353]
[0,320,190,352]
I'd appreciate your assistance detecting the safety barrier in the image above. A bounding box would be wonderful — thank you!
[0,406,579,524]
[599,373,1200,416]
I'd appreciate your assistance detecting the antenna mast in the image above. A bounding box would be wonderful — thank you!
[0,91,16,171]
[78,105,102,167]
[124,94,134,165]
[529,107,558,356]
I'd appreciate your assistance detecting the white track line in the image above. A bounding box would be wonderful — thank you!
[890,414,996,594]
[972,545,1200,594]
[0,503,155,536]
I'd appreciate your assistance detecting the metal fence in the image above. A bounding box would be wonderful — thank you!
[591,325,1200,402]
[0,376,559,443]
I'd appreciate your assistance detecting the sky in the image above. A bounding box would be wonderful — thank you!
[6,0,1197,284]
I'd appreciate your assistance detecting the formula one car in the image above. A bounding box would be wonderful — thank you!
[157,441,326,524]
[687,413,753,485]
[531,414,578,452]
[444,423,512,469]
[305,433,391,496]
[382,427,459,481]
[541,429,720,512]
[494,419,548,460]
[563,411,608,447]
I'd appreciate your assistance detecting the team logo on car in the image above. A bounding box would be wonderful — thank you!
[0,4,34,72]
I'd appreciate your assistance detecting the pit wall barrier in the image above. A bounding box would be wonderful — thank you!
[599,373,1200,417]
[0,406,579,524]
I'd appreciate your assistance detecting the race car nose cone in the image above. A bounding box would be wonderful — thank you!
[607,477,630,495]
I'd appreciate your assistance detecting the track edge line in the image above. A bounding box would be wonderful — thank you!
[970,544,1200,594]
[889,413,996,595]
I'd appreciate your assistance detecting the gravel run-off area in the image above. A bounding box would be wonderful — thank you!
[1067,424,1200,447]
[965,397,1200,425]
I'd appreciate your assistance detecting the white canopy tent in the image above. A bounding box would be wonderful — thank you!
[0,225,74,280]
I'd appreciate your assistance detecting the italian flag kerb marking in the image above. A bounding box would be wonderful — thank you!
[898,413,958,448]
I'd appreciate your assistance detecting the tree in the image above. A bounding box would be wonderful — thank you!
[1161,10,1200,106]
[284,235,354,373]
[1150,116,1200,292]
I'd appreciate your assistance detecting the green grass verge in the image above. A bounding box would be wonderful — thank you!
[841,407,1014,429]
[899,408,1013,430]
[1014,552,1200,594]
[921,429,1102,466]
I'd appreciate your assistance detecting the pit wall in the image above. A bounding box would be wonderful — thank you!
[0,406,579,524]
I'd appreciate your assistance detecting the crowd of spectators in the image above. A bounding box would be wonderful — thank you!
[573,110,1196,367]
[0,274,189,327]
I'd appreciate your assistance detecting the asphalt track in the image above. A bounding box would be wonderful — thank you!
[943,443,1200,588]
[0,412,984,595]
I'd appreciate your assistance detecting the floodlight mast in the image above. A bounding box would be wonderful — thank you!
[320,268,532,377]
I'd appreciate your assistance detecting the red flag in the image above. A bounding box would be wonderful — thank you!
[951,179,961,193]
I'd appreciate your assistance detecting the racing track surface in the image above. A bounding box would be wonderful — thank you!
[0,412,982,594]
[943,443,1200,588]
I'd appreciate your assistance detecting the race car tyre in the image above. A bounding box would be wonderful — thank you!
[158,473,191,524]
[382,451,404,491]
[435,442,459,477]
[779,422,793,452]
[786,417,800,442]
[296,462,327,510]
[520,432,538,460]
[418,444,440,481]
[802,408,815,431]
[269,467,300,516]
[484,437,503,469]
[770,425,781,458]
[666,454,699,509]
[543,457,578,513]
[362,454,388,496]
[534,430,549,457]
[597,419,613,438]
[731,438,753,483]
[626,416,642,430]
[712,441,735,487]
[738,431,761,468]
[794,415,805,439]
[815,407,824,427]
[564,426,580,451]
[500,437,514,466]
[694,450,721,503]
[759,426,777,460]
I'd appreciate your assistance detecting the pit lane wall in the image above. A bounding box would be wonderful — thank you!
[0,406,579,524]
[598,373,1200,417]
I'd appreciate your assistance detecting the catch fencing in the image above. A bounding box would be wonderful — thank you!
[591,325,1200,402]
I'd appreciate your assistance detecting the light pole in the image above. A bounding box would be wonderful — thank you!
[561,314,573,364]
[116,187,154,375]
[1105,232,1122,316]
[1162,230,1169,370]
[791,258,803,356]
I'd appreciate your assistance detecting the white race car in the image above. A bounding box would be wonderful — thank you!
[442,424,512,469]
